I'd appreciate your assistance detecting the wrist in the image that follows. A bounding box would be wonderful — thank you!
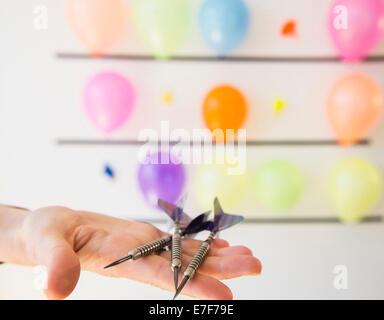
[0,205,29,264]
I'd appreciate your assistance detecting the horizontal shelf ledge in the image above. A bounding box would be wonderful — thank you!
[56,138,370,147]
[56,53,384,64]
[138,216,382,225]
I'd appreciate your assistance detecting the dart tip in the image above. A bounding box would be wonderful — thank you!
[104,262,118,269]
[103,255,132,269]
[173,276,189,300]
[173,267,179,290]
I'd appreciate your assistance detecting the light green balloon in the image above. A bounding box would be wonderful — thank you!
[328,158,382,224]
[254,159,303,212]
[132,0,192,59]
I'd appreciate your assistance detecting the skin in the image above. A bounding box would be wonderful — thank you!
[0,205,262,300]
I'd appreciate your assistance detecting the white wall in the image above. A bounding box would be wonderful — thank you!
[0,0,384,299]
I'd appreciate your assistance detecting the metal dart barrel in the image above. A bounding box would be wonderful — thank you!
[104,235,172,269]
[130,235,173,259]
[171,224,182,289]
[184,232,214,278]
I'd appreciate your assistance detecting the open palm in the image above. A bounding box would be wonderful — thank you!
[19,206,262,300]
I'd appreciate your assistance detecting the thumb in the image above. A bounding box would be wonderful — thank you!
[34,233,81,300]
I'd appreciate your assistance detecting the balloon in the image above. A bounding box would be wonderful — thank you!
[327,73,384,146]
[66,0,127,56]
[199,0,249,56]
[83,72,136,134]
[254,159,303,213]
[202,85,248,142]
[327,0,384,62]
[132,0,192,59]
[328,158,382,223]
[138,152,186,208]
[193,159,248,210]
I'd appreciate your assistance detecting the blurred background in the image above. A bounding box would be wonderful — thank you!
[0,0,384,299]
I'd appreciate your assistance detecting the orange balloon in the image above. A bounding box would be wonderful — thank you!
[67,0,127,56]
[327,73,384,146]
[203,85,248,141]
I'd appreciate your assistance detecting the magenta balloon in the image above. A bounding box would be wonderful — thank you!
[138,152,186,209]
[328,0,384,62]
[83,72,135,133]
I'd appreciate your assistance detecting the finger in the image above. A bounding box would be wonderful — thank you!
[212,238,230,248]
[160,251,262,280]
[179,272,233,300]
[210,245,253,256]
[161,245,253,261]
[101,254,233,300]
[32,233,80,300]
[194,255,262,279]
[183,245,253,258]
[182,238,229,252]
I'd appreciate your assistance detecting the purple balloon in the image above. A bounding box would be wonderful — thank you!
[138,152,186,209]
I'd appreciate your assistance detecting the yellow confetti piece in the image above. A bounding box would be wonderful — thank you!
[162,92,173,104]
[274,98,286,115]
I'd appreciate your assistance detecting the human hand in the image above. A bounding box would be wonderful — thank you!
[5,206,262,300]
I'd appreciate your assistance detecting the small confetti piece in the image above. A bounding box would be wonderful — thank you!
[281,20,298,37]
[162,92,173,104]
[104,164,115,179]
[274,98,286,115]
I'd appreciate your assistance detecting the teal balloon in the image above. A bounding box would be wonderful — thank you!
[132,0,192,59]
[328,158,382,224]
[254,159,303,212]
[199,0,249,56]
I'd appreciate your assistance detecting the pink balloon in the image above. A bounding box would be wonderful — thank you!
[83,72,135,134]
[328,0,384,62]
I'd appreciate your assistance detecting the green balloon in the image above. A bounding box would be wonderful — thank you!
[254,159,303,212]
[328,158,382,224]
[132,0,192,59]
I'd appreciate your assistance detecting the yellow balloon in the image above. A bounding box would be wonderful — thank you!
[193,160,248,211]
[328,158,382,224]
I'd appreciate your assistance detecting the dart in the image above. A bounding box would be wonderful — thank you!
[167,194,186,290]
[159,195,214,290]
[104,197,211,269]
[173,197,244,300]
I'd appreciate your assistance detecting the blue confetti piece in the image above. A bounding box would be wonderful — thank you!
[104,164,115,179]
